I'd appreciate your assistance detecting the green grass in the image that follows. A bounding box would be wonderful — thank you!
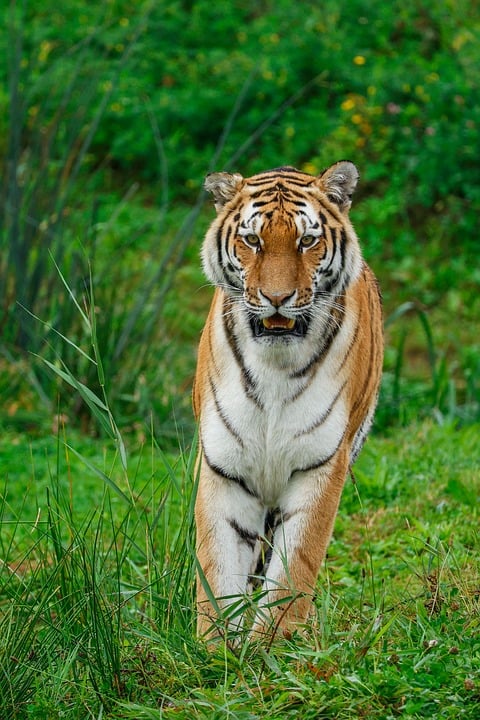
[0,419,478,719]
[2,0,480,441]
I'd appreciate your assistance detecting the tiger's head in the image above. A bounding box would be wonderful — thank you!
[202,161,363,343]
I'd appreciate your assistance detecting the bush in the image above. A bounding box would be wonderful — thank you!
[1,0,479,437]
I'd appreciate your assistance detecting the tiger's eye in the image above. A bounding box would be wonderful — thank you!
[244,234,261,248]
[299,235,317,249]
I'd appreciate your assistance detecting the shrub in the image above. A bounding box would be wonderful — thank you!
[1,0,478,436]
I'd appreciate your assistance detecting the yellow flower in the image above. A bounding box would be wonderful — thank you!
[341,98,356,111]
[352,113,363,125]
[353,55,366,66]
[452,29,474,51]
[302,162,318,175]
[39,40,54,64]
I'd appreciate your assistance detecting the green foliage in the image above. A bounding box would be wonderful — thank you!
[0,419,478,718]
[0,0,479,434]
[4,0,479,206]
[0,425,198,718]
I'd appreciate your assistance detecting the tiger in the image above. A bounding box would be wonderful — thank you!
[192,160,383,641]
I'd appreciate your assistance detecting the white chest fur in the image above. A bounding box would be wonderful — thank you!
[200,301,355,507]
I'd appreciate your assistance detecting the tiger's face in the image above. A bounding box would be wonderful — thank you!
[202,162,362,343]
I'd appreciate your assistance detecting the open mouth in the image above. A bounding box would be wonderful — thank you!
[249,313,309,338]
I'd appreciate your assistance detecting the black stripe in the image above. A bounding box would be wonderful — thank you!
[249,188,277,198]
[293,380,347,439]
[224,224,232,254]
[323,226,337,273]
[320,227,348,293]
[249,508,300,585]
[280,509,297,524]
[208,373,245,448]
[318,197,345,226]
[250,509,279,582]
[202,448,258,498]
[247,171,313,186]
[290,328,335,379]
[228,518,258,550]
[339,229,347,271]
[217,221,244,290]
[296,210,313,228]
[289,431,345,477]
[250,555,268,586]
[216,227,223,273]
[264,508,281,538]
[350,413,372,466]
[290,199,308,207]
[290,296,345,379]
[222,298,264,409]
[224,263,242,291]
[241,210,262,223]
[285,375,313,404]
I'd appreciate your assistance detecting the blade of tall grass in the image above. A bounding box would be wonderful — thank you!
[65,445,133,507]
[110,69,255,362]
[381,300,467,425]
[2,2,151,352]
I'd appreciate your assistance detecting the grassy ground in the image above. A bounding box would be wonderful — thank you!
[0,418,478,719]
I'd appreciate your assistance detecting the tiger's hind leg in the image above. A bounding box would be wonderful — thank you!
[195,459,265,640]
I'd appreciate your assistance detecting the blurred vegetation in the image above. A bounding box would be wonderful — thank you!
[1,0,479,442]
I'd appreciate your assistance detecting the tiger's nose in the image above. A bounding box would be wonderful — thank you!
[259,289,295,308]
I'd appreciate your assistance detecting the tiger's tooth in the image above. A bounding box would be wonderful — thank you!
[262,316,295,330]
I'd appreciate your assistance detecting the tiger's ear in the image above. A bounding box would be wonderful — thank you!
[317,161,359,213]
[204,172,244,211]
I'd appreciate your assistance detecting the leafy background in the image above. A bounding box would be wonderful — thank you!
[2,0,479,438]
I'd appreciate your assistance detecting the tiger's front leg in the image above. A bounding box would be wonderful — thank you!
[195,458,265,639]
[252,452,349,639]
